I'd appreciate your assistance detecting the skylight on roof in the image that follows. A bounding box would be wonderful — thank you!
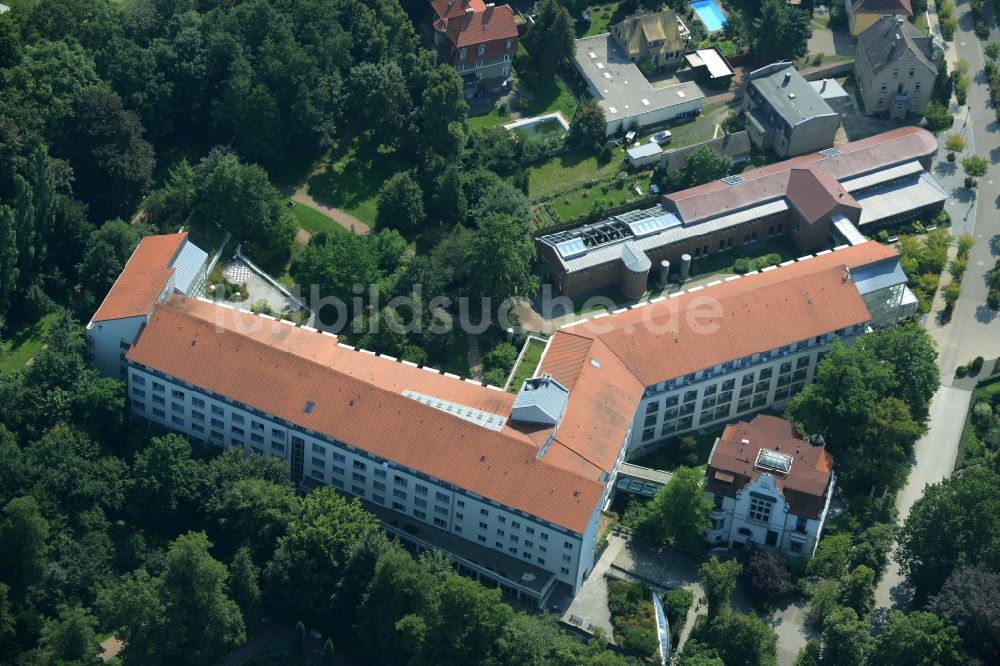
[609,106,618,114]
[677,90,686,97]
[588,51,597,59]
[641,98,650,106]
[304,401,315,414]
[721,175,745,185]
[819,147,843,157]
[597,62,605,69]
[402,390,507,432]
[603,72,612,79]
[555,238,588,260]
[756,449,793,474]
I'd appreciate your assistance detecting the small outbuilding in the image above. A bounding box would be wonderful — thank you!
[626,140,664,168]
[684,47,735,82]
[809,78,852,117]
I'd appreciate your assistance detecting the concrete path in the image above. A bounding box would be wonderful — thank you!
[868,0,1000,613]
[290,190,370,235]
[561,533,627,636]
[770,599,816,666]
[673,583,706,657]
[874,385,973,608]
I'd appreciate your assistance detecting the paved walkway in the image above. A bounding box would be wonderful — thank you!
[874,384,973,608]
[560,533,627,636]
[291,190,370,235]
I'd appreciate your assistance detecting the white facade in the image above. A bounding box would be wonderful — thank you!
[125,361,620,603]
[87,273,176,379]
[704,469,835,557]
[626,324,866,458]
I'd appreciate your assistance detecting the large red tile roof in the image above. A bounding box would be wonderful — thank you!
[666,126,936,223]
[91,232,187,322]
[557,242,894,388]
[431,0,486,20]
[128,296,604,533]
[705,414,834,518]
[437,3,517,48]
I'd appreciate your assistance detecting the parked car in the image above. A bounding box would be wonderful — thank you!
[652,130,673,145]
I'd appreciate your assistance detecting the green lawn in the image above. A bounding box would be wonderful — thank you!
[467,107,512,131]
[0,312,60,373]
[306,139,406,227]
[639,101,733,149]
[547,174,653,222]
[579,2,620,38]
[527,147,626,199]
[957,375,1000,468]
[507,337,547,392]
[518,76,578,120]
[289,202,350,238]
[443,331,471,378]
[688,236,799,280]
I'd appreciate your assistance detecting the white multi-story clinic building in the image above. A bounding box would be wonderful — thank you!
[88,227,912,605]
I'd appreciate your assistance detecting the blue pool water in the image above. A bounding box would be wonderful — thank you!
[691,0,727,33]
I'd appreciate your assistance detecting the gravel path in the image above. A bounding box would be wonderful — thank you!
[291,190,370,235]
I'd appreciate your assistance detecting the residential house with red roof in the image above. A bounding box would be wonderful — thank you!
[429,0,518,98]
[704,415,835,557]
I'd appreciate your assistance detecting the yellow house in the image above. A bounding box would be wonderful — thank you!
[844,0,913,36]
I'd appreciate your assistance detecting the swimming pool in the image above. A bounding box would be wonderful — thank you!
[691,0,727,33]
[503,112,570,138]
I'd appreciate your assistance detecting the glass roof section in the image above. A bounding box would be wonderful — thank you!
[755,449,793,474]
[402,390,507,432]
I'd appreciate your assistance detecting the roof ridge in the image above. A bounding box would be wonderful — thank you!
[159,302,534,440]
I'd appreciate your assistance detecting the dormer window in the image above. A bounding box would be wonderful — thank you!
[477,44,486,55]
[459,47,467,60]
[505,39,512,50]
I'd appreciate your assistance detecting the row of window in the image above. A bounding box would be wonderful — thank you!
[133,371,581,573]
[456,39,513,61]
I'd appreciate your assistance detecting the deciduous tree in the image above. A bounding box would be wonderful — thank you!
[700,556,742,620]
[635,466,713,551]
[870,611,963,666]
[376,171,425,234]
[684,146,732,188]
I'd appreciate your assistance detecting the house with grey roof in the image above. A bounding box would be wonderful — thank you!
[854,15,941,120]
[743,63,840,158]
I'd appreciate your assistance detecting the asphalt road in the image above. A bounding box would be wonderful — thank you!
[874,0,1000,610]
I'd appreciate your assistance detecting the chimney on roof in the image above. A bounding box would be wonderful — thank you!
[465,6,474,15]
[740,438,750,446]
[783,71,792,86]
[821,79,827,92]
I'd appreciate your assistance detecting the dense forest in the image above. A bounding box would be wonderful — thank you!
[0,0,553,375]
[0,0,640,663]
